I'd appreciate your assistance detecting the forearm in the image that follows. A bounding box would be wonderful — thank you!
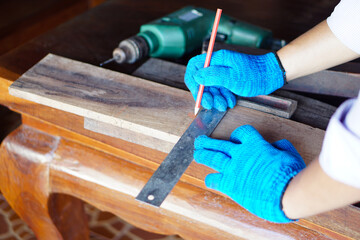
[282,157,360,219]
[277,20,359,81]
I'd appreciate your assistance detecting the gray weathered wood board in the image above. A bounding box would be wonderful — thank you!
[9,54,324,163]
[9,54,194,144]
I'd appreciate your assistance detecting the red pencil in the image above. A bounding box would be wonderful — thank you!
[194,8,222,115]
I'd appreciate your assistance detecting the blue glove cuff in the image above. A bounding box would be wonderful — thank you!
[267,166,303,223]
[273,52,287,85]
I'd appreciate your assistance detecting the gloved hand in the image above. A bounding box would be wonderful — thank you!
[194,125,305,223]
[185,50,286,111]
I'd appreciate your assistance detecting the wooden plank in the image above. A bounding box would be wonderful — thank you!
[238,94,297,119]
[9,54,194,145]
[133,58,188,90]
[84,118,175,153]
[283,71,360,98]
[301,206,360,240]
[274,90,336,130]
[9,54,323,163]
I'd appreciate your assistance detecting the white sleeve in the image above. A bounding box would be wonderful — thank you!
[319,93,360,189]
[327,0,360,54]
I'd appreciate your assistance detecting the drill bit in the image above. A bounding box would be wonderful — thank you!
[99,58,115,67]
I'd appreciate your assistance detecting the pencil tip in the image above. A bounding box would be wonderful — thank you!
[194,107,200,116]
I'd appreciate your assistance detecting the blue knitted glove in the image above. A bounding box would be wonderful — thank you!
[194,125,305,223]
[185,50,286,111]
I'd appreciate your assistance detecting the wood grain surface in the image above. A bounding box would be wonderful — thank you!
[10,54,324,164]
[0,125,89,239]
[20,111,360,240]
[0,125,345,240]
[84,118,175,153]
[10,54,193,144]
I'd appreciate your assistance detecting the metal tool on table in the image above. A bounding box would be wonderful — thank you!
[136,108,227,206]
[100,6,286,66]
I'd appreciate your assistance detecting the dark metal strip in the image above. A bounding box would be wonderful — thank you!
[136,108,227,207]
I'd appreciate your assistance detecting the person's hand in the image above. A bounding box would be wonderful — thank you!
[194,125,305,223]
[185,50,286,111]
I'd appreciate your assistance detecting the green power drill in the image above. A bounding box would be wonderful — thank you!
[100,6,285,66]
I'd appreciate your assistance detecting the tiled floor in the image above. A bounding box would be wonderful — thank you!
[0,194,183,240]
[0,105,182,240]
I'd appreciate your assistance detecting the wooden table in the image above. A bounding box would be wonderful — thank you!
[1,0,360,239]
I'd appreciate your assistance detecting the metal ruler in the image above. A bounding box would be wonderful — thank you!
[136,108,227,207]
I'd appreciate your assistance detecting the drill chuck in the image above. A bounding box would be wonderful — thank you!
[112,35,149,64]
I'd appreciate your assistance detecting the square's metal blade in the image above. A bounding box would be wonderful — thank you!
[136,108,227,207]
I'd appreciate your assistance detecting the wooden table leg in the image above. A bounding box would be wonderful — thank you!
[0,125,89,240]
